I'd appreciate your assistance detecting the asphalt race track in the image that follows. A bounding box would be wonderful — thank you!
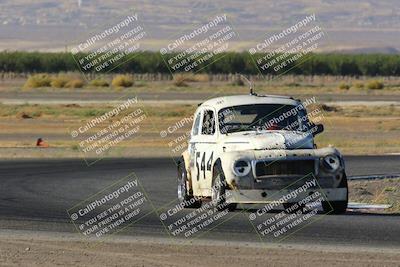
[0,156,399,248]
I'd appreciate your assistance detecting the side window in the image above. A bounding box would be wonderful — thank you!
[192,111,202,136]
[201,110,215,135]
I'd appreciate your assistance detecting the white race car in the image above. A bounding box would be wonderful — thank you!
[177,94,348,214]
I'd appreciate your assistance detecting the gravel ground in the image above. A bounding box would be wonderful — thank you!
[1,230,400,267]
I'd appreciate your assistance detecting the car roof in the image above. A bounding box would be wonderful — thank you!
[199,94,300,111]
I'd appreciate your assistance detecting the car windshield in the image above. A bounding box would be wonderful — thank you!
[218,104,309,134]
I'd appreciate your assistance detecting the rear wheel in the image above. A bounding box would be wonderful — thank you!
[177,158,201,208]
[211,163,237,211]
[322,173,348,214]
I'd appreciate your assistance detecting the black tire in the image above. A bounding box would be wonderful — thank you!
[177,158,201,208]
[211,163,237,211]
[322,173,348,214]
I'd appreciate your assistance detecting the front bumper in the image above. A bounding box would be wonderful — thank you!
[225,188,347,204]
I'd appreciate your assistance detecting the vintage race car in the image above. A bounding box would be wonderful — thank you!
[177,94,348,214]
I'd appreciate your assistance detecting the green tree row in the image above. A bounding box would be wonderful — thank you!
[0,51,399,76]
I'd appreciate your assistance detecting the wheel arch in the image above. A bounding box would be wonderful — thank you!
[211,158,222,184]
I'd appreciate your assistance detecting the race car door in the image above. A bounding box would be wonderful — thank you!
[188,108,203,196]
[191,107,217,196]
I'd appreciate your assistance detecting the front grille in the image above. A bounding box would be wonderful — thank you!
[255,159,315,177]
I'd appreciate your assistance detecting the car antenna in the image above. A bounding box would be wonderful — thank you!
[240,74,257,96]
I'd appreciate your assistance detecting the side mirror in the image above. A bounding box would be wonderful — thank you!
[312,123,324,136]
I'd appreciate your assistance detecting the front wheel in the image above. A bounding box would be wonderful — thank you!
[322,201,347,214]
[211,163,237,211]
[177,159,201,208]
[322,173,348,214]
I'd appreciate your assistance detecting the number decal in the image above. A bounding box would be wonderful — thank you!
[195,151,201,181]
[196,151,214,181]
[201,152,206,179]
[207,152,213,171]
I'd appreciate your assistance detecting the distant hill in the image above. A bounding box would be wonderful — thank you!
[0,0,399,52]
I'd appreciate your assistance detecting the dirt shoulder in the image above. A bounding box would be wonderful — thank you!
[1,230,399,267]
[349,179,400,213]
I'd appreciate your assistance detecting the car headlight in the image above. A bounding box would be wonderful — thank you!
[321,154,340,172]
[233,160,251,176]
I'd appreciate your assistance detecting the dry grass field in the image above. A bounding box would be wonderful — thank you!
[0,101,399,157]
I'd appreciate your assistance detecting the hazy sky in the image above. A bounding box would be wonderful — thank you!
[0,0,399,52]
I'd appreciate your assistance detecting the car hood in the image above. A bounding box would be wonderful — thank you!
[222,130,313,151]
